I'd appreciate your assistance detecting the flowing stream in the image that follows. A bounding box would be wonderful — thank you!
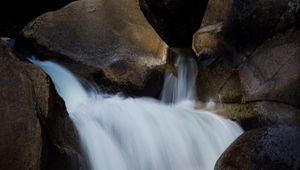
[31,56,243,170]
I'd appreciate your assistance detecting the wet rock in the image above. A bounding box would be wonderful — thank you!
[0,0,75,37]
[16,0,168,97]
[139,0,208,47]
[215,126,300,170]
[239,29,300,108]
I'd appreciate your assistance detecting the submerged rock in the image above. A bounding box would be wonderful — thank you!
[215,126,300,170]
[16,0,168,97]
[139,0,208,47]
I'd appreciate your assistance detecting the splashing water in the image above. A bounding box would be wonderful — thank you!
[31,56,243,170]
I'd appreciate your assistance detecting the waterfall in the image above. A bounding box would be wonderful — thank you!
[31,56,243,170]
[161,55,198,103]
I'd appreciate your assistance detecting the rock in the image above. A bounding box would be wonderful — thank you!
[239,29,300,108]
[16,0,168,97]
[0,40,45,170]
[139,0,208,47]
[219,102,300,130]
[196,57,244,103]
[222,0,299,54]
[193,0,300,64]
[215,126,300,170]
[192,23,223,57]
[0,40,85,170]
[41,85,87,170]
[0,0,75,37]
[200,0,233,27]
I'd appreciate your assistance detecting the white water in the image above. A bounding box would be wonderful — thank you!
[161,56,198,103]
[31,56,243,170]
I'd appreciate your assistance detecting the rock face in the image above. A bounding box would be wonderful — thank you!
[41,86,86,170]
[139,0,208,47]
[0,41,45,170]
[193,0,300,129]
[193,0,300,63]
[0,40,85,170]
[16,0,168,97]
[239,29,300,108]
[215,126,300,170]
[0,0,75,37]
[193,0,300,168]
[196,57,243,103]
[197,29,300,129]
[223,0,300,55]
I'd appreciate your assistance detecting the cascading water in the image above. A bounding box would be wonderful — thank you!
[31,56,243,170]
[161,55,198,103]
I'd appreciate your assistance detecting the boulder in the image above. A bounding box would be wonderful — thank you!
[0,40,85,170]
[215,126,300,170]
[0,40,45,170]
[239,29,300,108]
[222,0,299,54]
[0,0,75,37]
[16,0,168,97]
[139,0,208,47]
[193,0,300,64]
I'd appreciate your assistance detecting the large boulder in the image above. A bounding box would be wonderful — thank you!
[215,126,300,170]
[0,41,45,170]
[0,40,85,170]
[196,29,300,129]
[139,0,208,47]
[0,0,75,37]
[193,0,300,64]
[16,0,168,97]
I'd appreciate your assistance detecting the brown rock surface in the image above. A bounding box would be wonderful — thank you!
[16,0,168,97]
[0,40,85,170]
[0,41,45,170]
